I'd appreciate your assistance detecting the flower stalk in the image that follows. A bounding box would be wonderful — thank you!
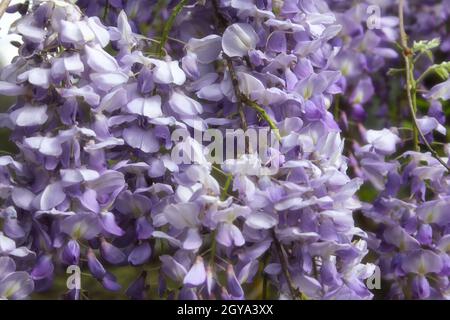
[271,230,303,300]
[0,0,12,21]
[157,0,188,58]
[398,0,450,171]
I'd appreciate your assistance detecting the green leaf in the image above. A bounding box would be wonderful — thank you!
[412,38,441,53]
[417,61,450,84]
[387,68,405,76]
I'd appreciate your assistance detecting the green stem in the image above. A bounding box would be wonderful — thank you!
[209,173,232,265]
[213,0,281,143]
[225,56,248,131]
[416,65,437,85]
[212,0,253,137]
[262,253,269,300]
[221,174,233,201]
[416,62,450,85]
[0,0,11,21]
[410,72,419,151]
[103,0,109,20]
[0,150,14,156]
[398,0,450,171]
[240,95,281,141]
[152,0,168,27]
[271,230,302,300]
[398,0,418,151]
[262,273,268,300]
[157,0,188,58]
[209,231,217,265]
[333,94,340,121]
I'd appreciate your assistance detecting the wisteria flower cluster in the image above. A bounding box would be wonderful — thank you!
[0,0,449,300]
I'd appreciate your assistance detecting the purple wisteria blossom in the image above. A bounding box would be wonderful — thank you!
[355,131,450,299]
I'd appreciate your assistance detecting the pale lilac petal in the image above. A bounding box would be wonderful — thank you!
[86,170,125,195]
[18,68,51,89]
[222,23,259,57]
[60,20,83,44]
[183,257,206,286]
[366,129,401,155]
[402,250,443,274]
[101,211,125,236]
[128,242,151,266]
[227,265,244,297]
[183,228,202,250]
[90,72,128,91]
[123,127,159,153]
[152,231,182,247]
[85,44,119,73]
[24,136,63,156]
[0,272,34,299]
[425,78,450,101]
[86,17,110,47]
[10,104,48,127]
[0,81,26,96]
[149,59,186,85]
[60,168,100,186]
[160,255,187,282]
[16,18,46,43]
[9,247,34,258]
[412,275,430,299]
[196,84,224,101]
[164,203,200,229]
[59,85,100,106]
[80,189,100,213]
[0,256,15,276]
[64,53,85,73]
[61,213,102,240]
[216,223,245,247]
[126,96,162,119]
[169,91,203,116]
[187,35,222,64]
[11,188,35,210]
[31,255,54,281]
[417,116,446,136]
[33,182,66,211]
[100,240,126,265]
[245,212,278,230]
[0,232,16,253]
[98,87,127,112]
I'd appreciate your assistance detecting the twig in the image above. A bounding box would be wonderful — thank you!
[153,36,186,45]
[221,174,233,201]
[0,0,12,21]
[208,171,233,266]
[102,0,109,21]
[262,252,269,300]
[210,173,232,263]
[240,95,281,141]
[211,0,227,31]
[212,0,280,142]
[416,63,448,85]
[225,56,248,131]
[398,0,418,151]
[212,0,278,139]
[333,94,340,120]
[157,0,188,58]
[271,230,301,300]
[398,0,450,171]
[204,1,245,130]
